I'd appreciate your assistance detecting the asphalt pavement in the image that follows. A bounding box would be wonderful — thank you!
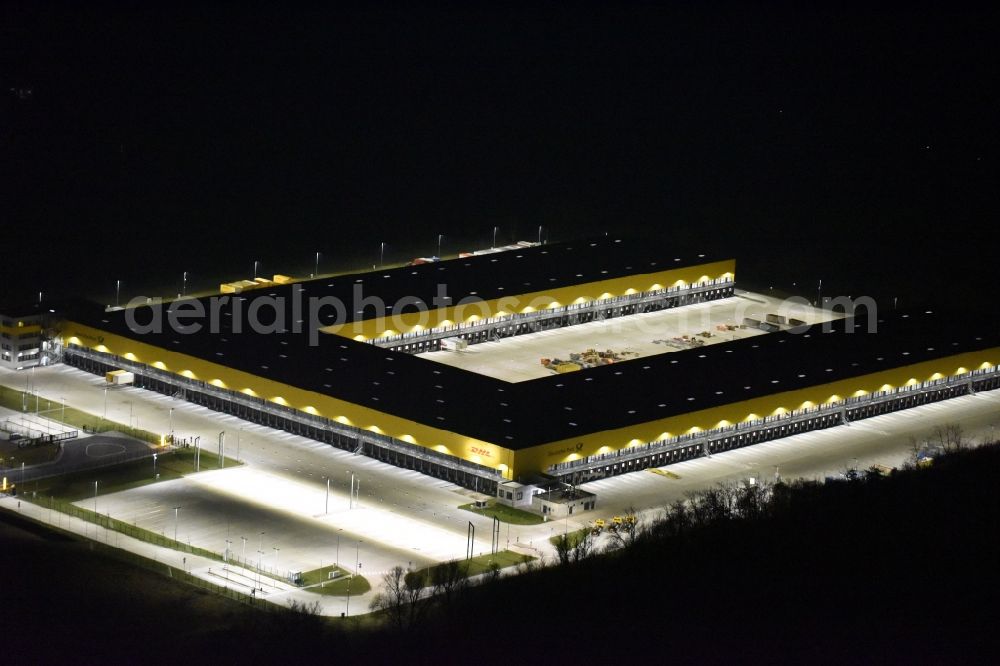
[1,363,998,615]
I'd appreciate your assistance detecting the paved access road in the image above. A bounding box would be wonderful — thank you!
[2,364,998,610]
[0,494,377,617]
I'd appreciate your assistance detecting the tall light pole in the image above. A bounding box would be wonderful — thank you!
[257,531,265,589]
[241,535,248,566]
[537,225,543,245]
[355,540,361,577]
[173,506,180,542]
[346,539,362,617]
[437,234,443,258]
[182,271,188,296]
[379,242,385,267]
[325,476,330,514]
[168,407,174,443]
[492,226,498,249]
[273,545,280,576]
[314,251,320,277]
[347,470,355,509]
[253,260,260,279]
[115,279,121,307]
[218,430,225,468]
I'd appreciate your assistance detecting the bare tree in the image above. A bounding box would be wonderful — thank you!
[429,560,468,608]
[907,435,923,467]
[734,481,770,520]
[663,498,692,537]
[516,553,537,574]
[689,486,737,524]
[553,532,573,564]
[275,598,325,636]
[287,599,322,616]
[932,423,966,453]
[947,424,966,451]
[571,529,596,561]
[369,565,427,630]
[606,507,642,550]
[483,560,502,582]
[553,528,596,563]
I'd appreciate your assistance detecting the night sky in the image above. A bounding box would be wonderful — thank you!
[2,4,997,308]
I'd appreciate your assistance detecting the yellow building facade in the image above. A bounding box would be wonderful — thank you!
[62,317,999,480]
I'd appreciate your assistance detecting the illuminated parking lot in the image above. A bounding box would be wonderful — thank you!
[419,291,839,382]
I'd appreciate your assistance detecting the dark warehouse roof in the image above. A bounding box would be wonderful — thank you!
[65,239,1000,450]
[217,236,726,325]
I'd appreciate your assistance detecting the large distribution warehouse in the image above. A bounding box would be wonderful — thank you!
[60,237,1000,495]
